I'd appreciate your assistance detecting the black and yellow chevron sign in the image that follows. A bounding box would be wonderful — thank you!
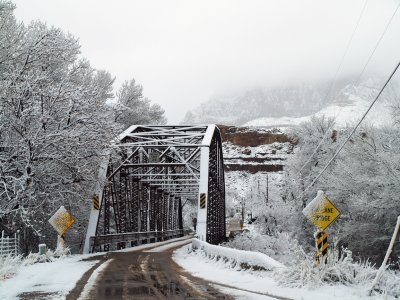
[315,231,328,265]
[199,193,206,209]
[93,194,100,210]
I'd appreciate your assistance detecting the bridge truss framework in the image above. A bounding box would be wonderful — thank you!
[83,125,226,253]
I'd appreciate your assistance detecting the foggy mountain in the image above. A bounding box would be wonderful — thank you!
[182,77,400,127]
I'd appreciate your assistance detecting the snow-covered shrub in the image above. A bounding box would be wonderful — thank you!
[275,246,377,287]
[23,247,71,265]
[0,245,64,279]
[375,268,400,297]
[0,254,23,280]
[0,247,71,280]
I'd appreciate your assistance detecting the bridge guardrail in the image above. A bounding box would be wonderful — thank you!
[90,229,190,252]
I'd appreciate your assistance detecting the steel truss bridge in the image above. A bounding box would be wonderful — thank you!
[83,125,226,253]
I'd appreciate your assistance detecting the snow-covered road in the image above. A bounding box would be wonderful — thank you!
[70,237,235,299]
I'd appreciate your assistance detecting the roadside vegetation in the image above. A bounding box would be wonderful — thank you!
[0,0,166,252]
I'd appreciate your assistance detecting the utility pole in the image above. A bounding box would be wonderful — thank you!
[266,174,269,205]
[241,197,245,221]
[240,197,245,230]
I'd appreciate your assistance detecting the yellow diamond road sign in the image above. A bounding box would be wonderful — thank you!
[48,206,75,236]
[303,191,341,230]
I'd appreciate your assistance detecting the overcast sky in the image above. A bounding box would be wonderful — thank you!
[13,0,400,123]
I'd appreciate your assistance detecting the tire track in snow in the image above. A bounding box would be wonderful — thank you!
[77,258,113,300]
[210,282,293,300]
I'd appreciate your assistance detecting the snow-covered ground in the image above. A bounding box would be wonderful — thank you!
[173,242,394,300]
[0,254,98,300]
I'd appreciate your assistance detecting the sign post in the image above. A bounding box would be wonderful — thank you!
[303,190,341,265]
[314,230,328,265]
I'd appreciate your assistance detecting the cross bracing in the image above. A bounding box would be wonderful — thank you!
[83,125,226,253]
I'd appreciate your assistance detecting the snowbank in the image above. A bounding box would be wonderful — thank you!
[222,230,298,266]
[174,243,388,300]
[0,254,98,299]
[192,238,285,271]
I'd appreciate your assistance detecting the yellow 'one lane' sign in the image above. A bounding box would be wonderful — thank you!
[303,191,341,230]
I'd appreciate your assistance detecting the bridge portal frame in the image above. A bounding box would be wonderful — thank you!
[83,125,225,253]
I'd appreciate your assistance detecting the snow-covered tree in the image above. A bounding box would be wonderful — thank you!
[114,79,166,128]
[0,17,119,235]
[321,126,400,263]
[283,114,400,263]
[0,1,166,251]
[244,174,292,235]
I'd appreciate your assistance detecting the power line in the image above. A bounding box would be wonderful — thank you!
[301,59,400,198]
[355,0,400,85]
[325,0,369,98]
[297,0,369,174]
[297,0,400,175]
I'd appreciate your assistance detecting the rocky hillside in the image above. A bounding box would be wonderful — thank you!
[220,125,293,173]
[184,78,400,127]
[219,126,294,217]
